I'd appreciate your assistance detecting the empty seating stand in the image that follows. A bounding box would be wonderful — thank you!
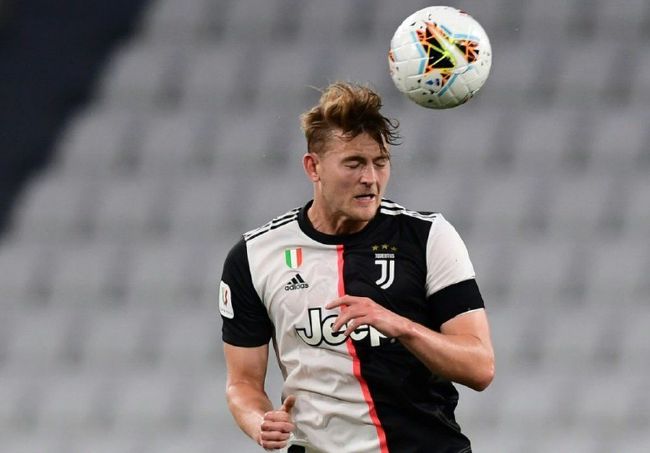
[1,0,649,451]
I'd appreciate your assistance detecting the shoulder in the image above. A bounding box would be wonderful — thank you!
[379,199,442,224]
[380,200,462,245]
[242,206,301,242]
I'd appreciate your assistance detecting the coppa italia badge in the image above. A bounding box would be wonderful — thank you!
[372,244,397,289]
[284,247,303,269]
[219,281,234,319]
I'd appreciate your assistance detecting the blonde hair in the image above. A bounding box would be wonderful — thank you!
[300,82,400,156]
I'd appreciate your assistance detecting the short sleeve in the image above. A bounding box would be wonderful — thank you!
[425,215,484,330]
[220,237,274,347]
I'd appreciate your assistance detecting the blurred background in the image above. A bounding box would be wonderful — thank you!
[0,0,649,451]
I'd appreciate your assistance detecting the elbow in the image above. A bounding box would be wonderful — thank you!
[469,355,495,392]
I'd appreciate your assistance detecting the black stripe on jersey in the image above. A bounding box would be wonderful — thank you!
[244,209,299,241]
[427,279,485,331]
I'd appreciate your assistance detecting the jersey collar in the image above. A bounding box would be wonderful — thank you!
[298,200,386,245]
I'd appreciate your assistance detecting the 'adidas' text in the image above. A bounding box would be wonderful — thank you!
[285,273,309,291]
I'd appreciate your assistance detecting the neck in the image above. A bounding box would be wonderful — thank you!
[307,200,369,235]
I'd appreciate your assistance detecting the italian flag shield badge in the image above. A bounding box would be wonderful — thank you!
[284,247,303,269]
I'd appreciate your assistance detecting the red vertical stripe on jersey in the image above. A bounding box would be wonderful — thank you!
[296,247,303,267]
[336,244,389,453]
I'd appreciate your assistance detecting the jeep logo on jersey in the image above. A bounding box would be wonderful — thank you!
[295,308,388,347]
[373,244,397,289]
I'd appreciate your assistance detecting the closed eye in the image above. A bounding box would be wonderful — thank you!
[374,158,389,168]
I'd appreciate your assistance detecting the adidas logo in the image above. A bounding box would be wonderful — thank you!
[284,273,309,291]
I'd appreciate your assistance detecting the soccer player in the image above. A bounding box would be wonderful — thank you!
[220,82,495,453]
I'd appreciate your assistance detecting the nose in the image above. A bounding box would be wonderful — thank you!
[360,165,377,186]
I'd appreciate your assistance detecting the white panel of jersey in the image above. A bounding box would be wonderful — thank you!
[246,220,382,452]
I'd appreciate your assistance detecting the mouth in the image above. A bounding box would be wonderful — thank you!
[354,194,377,203]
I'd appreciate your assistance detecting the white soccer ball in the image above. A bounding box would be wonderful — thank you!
[388,6,492,109]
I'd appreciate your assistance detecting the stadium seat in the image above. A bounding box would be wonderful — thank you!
[4,307,72,372]
[97,41,180,109]
[622,177,650,240]
[553,40,616,107]
[0,243,44,307]
[67,435,142,453]
[188,373,228,429]
[297,1,360,45]
[593,0,648,40]
[330,42,396,99]
[543,173,616,240]
[140,0,210,42]
[509,108,580,174]
[167,174,246,240]
[212,111,280,167]
[0,434,64,453]
[573,373,644,429]
[461,427,528,453]
[81,307,154,370]
[464,238,515,304]
[9,173,94,243]
[470,38,544,108]
[124,241,210,306]
[92,175,170,241]
[220,0,285,42]
[619,307,650,373]
[487,307,540,369]
[0,375,30,431]
[254,42,325,109]
[149,433,223,453]
[136,109,214,178]
[539,307,616,369]
[468,173,536,240]
[536,428,606,453]
[499,371,573,429]
[519,0,582,39]
[629,55,650,108]
[582,239,649,307]
[506,239,579,306]
[51,107,134,177]
[109,372,180,433]
[36,373,104,435]
[47,242,118,306]
[429,109,505,173]
[156,310,220,370]
[180,43,250,111]
[614,432,650,453]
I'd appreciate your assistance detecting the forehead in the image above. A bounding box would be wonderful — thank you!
[324,132,388,158]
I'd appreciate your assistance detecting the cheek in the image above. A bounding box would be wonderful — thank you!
[325,170,355,189]
[378,169,390,187]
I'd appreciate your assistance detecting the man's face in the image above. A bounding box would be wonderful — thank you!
[306,131,390,233]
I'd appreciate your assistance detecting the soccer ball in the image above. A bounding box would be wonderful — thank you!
[388,6,492,109]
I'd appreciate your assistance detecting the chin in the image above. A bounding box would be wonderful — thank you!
[350,205,378,222]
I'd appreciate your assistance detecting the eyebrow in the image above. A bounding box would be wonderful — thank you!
[341,155,389,163]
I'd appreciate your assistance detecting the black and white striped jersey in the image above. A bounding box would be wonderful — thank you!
[220,200,485,453]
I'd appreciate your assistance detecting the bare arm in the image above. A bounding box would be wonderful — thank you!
[224,343,296,450]
[328,296,495,391]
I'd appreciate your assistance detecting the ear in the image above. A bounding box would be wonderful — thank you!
[303,153,320,182]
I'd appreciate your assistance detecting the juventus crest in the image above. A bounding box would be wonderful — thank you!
[373,244,397,289]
